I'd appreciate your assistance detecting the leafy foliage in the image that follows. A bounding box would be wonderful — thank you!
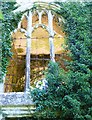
[32,61,92,120]
[1,2,22,80]
[0,10,4,20]
[31,2,92,120]
[1,1,92,120]
[31,62,68,119]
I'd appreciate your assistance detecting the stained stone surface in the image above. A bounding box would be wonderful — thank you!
[0,92,34,106]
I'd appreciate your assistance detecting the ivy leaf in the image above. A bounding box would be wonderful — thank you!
[0,10,4,20]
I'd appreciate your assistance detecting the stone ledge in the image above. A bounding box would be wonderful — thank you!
[1,105,36,118]
[0,92,34,106]
[0,92,36,118]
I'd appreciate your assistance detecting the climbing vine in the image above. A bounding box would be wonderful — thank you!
[1,2,41,81]
[1,2,22,80]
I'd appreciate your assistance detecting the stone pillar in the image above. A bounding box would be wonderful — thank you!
[48,10,54,36]
[48,10,55,62]
[0,75,5,93]
[25,11,32,92]
[49,36,55,62]
[0,83,4,93]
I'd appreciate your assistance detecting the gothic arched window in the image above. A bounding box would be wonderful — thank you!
[4,4,65,92]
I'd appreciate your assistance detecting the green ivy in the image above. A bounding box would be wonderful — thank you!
[1,1,92,120]
[1,2,22,81]
[0,10,4,20]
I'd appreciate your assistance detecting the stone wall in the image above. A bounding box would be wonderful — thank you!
[0,92,35,119]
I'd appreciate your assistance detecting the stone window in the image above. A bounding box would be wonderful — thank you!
[4,6,65,93]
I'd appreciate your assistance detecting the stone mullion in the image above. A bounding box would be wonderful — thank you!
[25,11,32,92]
[48,10,55,62]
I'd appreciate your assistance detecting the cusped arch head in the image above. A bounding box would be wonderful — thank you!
[13,1,71,23]
[13,2,72,28]
[31,2,66,26]
[32,24,50,35]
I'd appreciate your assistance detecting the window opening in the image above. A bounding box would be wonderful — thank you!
[4,10,65,92]
[31,27,50,86]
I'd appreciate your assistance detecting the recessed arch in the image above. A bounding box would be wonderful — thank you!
[21,15,28,30]
[42,10,48,25]
[32,10,39,26]
[4,2,72,92]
